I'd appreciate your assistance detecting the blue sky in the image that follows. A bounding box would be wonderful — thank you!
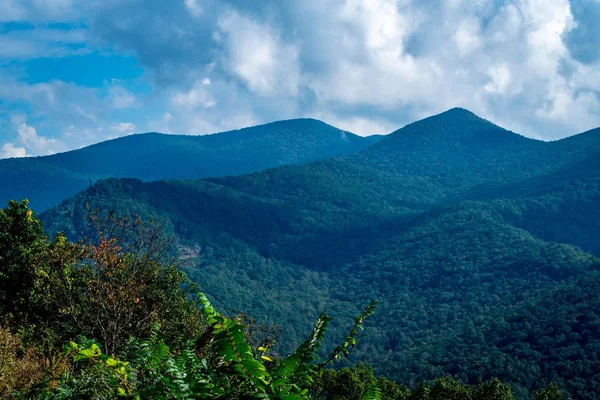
[1,0,600,158]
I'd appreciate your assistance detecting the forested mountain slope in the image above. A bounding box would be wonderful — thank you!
[40,108,600,399]
[0,119,379,211]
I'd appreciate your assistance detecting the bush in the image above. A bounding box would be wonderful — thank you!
[0,326,44,398]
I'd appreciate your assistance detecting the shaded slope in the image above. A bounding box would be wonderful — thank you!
[334,203,599,395]
[0,159,90,209]
[0,118,380,211]
[463,141,600,256]
[492,176,600,257]
[46,119,379,179]
[438,271,600,400]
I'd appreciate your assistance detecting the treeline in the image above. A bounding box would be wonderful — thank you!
[0,200,571,399]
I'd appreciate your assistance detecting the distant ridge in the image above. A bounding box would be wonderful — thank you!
[0,118,380,211]
[4,107,600,212]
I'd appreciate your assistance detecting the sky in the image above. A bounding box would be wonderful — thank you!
[1,0,600,158]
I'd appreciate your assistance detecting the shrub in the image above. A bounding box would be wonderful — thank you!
[0,326,44,398]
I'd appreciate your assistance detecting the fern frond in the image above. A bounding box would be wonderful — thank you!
[272,311,332,393]
[363,382,382,400]
[198,292,269,395]
[320,300,377,368]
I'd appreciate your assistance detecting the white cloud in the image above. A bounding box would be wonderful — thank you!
[147,113,174,134]
[305,0,442,109]
[73,104,97,122]
[0,143,28,159]
[171,78,215,109]
[453,18,482,56]
[111,122,136,133]
[0,76,121,149]
[0,0,81,22]
[0,118,65,158]
[216,11,301,97]
[184,0,202,17]
[16,122,62,155]
[485,64,512,94]
[108,86,136,109]
[307,112,397,136]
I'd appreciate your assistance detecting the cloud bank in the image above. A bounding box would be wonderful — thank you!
[1,0,600,157]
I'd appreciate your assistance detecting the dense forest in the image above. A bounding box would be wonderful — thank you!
[0,119,379,212]
[0,200,570,399]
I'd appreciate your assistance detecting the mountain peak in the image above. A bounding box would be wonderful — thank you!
[413,107,486,128]
[387,107,526,143]
[361,107,537,164]
[439,107,478,117]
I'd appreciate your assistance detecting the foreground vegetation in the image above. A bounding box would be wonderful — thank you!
[0,200,574,399]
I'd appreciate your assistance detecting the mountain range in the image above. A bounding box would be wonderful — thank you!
[0,118,380,211]
[13,107,600,399]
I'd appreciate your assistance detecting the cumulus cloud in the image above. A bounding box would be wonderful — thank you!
[108,86,137,109]
[147,113,173,134]
[111,122,136,133]
[0,76,141,152]
[307,112,398,136]
[216,11,301,97]
[79,0,600,139]
[184,0,202,18]
[171,78,216,109]
[1,0,600,153]
[16,121,63,155]
[0,143,28,158]
[0,119,65,159]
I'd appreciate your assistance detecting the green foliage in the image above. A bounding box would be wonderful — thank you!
[319,301,377,367]
[199,292,271,396]
[0,199,47,326]
[29,296,568,400]
[0,199,73,349]
[312,366,566,400]
[1,201,203,355]
[312,364,411,400]
[531,383,571,400]
[34,294,378,399]
[416,376,518,400]
[35,339,132,400]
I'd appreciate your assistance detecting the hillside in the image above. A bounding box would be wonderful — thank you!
[0,118,380,212]
[1,199,566,399]
[39,108,600,398]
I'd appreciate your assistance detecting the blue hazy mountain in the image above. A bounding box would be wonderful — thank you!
[0,118,380,211]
